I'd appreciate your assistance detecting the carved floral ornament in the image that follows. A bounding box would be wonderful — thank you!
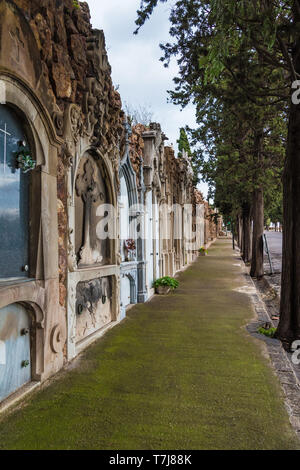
[50,324,66,354]
[61,142,74,168]
[69,105,83,143]
[52,110,64,136]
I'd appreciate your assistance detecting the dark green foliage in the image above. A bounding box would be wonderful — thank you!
[153,276,179,290]
[258,327,277,338]
[177,128,191,158]
[177,127,200,184]
[15,146,36,173]
[135,0,287,236]
[264,184,283,225]
[134,0,167,34]
[136,2,300,340]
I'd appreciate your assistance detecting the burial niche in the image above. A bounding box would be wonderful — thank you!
[0,104,33,279]
[0,303,32,402]
[75,154,111,267]
[119,174,131,262]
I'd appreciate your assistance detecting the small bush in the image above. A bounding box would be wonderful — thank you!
[198,247,208,254]
[153,276,179,290]
[258,326,277,338]
[73,0,80,9]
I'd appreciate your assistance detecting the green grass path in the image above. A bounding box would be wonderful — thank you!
[0,239,298,450]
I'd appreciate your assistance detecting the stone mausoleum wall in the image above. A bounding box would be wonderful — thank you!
[0,0,218,407]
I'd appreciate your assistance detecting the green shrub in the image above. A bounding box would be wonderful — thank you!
[198,247,208,254]
[258,326,277,338]
[73,0,80,9]
[153,276,179,290]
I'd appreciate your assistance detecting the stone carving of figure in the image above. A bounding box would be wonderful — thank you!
[75,158,104,266]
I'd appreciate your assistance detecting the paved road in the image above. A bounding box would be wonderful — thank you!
[264,231,282,274]
[0,239,297,450]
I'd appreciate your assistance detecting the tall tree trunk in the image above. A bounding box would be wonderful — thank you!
[250,131,264,278]
[276,95,300,346]
[238,215,243,251]
[236,216,240,248]
[240,215,244,255]
[275,4,300,347]
[241,203,252,263]
[250,188,264,278]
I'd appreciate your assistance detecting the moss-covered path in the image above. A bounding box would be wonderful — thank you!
[0,239,298,450]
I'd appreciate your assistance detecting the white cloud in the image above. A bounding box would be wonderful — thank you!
[0,208,18,217]
[0,172,18,188]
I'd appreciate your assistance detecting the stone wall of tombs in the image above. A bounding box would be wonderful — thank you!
[119,124,139,320]
[0,0,125,402]
[0,0,217,405]
[128,123,216,287]
[204,201,219,244]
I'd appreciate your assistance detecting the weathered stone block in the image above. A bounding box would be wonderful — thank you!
[51,62,72,98]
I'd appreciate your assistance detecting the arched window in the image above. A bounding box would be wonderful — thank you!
[0,105,31,279]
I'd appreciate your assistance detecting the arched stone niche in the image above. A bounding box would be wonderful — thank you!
[0,103,33,279]
[0,74,64,393]
[74,153,112,267]
[119,173,130,262]
[120,271,137,319]
[67,148,120,359]
[145,189,154,294]
[119,131,139,319]
[159,200,174,277]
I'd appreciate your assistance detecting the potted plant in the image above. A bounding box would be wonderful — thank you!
[198,246,208,257]
[153,276,179,295]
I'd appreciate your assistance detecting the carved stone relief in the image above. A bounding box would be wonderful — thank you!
[75,155,110,267]
[75,277,112,342]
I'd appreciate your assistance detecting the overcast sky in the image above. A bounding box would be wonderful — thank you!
[86,0,208,197]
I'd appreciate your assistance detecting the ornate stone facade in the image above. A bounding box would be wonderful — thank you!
[0,0,217,407]
[0,0,124,403]
[126,122,218,305]
[119,122,139,319]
